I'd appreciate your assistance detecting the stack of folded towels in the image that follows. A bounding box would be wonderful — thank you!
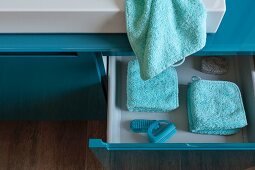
[187,77,248,135]
[125,0,207,113]
[127,60,179,112]
[126,0,207,80]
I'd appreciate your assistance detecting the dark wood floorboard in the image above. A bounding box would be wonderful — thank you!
[1,122,255,170]
[108,151,181,170]
[85,121,107,170]
[180,151,255,170]
[0,121,105,170]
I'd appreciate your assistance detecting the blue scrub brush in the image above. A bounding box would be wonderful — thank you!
[147,120,176,143]
[130,119,176,143]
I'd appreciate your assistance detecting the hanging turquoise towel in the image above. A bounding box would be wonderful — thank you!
[187,77,248,135]
[126,0,207,80]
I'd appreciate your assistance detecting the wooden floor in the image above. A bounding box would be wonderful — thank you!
[1,121,255,170]
[0,121,106,170]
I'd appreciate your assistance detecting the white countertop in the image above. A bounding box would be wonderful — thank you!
[0,0,225,33]
[0,0,124,11]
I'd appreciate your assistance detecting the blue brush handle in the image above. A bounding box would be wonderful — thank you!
[130,119,159,133]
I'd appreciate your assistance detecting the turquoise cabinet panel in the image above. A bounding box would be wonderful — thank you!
[0,52,106,120]
[204,0,255,54]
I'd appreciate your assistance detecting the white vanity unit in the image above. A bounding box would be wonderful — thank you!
[0,0,225,33]
[2,0,255,168]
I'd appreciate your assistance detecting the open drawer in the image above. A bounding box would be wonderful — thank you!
[89,56,255,167]
[90,55,255,146]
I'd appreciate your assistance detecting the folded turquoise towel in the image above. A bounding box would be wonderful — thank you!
[187,77,248,135]
[127,60,178,112]
[126,0,207,80]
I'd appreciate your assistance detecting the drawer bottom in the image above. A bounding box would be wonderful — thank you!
[107,56,255,144]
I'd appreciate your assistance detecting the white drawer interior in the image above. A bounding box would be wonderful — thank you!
[107,56,255,144]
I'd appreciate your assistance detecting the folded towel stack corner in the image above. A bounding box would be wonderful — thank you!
[127,60,179,112]
[187,77,248,135]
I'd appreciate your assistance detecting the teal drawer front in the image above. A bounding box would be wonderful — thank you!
[89,139,255,169]
[0,52,106,120]
[89,139,255,150]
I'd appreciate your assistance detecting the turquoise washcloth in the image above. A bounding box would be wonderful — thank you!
[187,77,248,135]
[126,0,207,80]
[127,60,179,112]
